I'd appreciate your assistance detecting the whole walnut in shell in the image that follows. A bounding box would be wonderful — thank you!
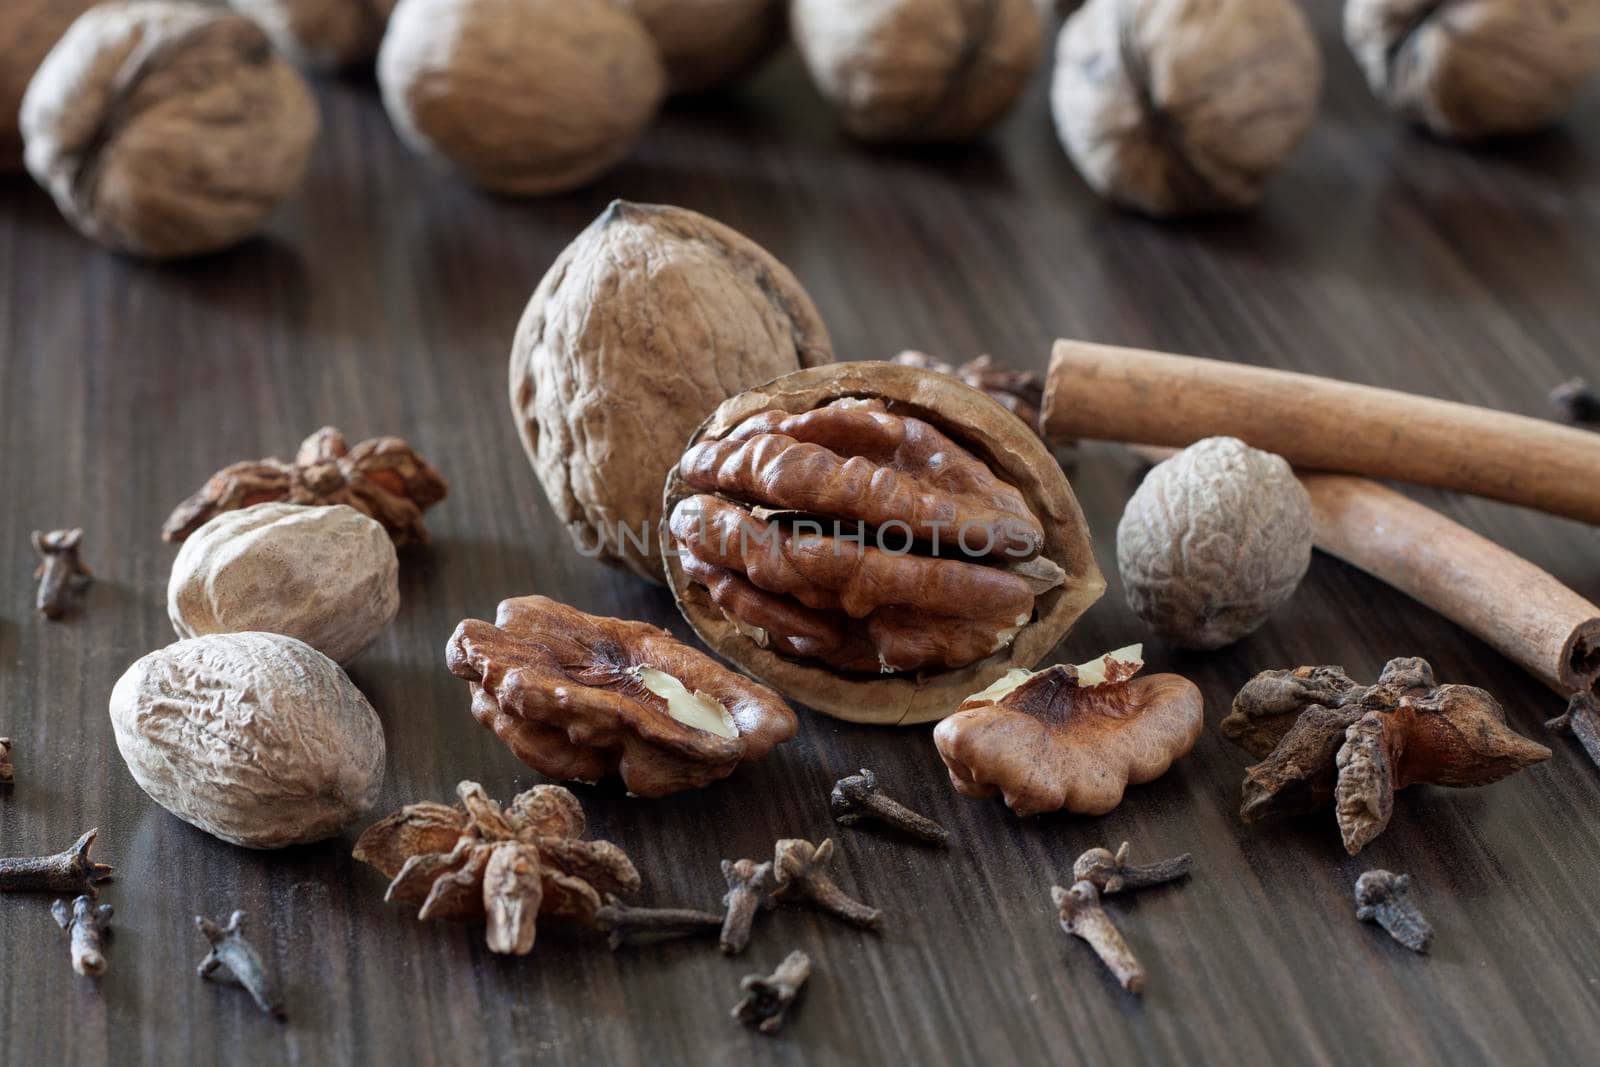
[228,0,395,70]
[790,0,1044,142]
[0,0,96,172]
[511,200,834,583]
[168,503,399,665]
[617,0,786,95]
[1118,437,1312,650]
[1345,0,1600,141]
[109,632,386,849]
[377,0,665,195]
[20,1,320,259]
[1051,0,1322,217]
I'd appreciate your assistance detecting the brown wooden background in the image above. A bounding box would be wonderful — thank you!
[3,6,1598,1065]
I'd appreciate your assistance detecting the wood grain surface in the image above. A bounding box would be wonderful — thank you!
[3,6,1598,1065]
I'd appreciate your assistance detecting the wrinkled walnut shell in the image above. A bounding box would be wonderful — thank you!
[618,0,786,95]
[228,0,395,70]
[0,0,96,172]
[662,362,1106,725]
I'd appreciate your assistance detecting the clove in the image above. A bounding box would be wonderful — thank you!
[1051,880,1145,993]
[196,911,286,1020]
[720,858,777,955]
[53,895,113,976]
[1355,870,1432,953]
[732,949,812,1036]
[0,829,113,896]
[0,737,12,785]
[1550,377,1600,426]
[829,769,949,846]
[1547,692,1600,773]
[31,529,91,620]
[594,897,723,950]
[772,838,882,930]
[1072,842,1192,895]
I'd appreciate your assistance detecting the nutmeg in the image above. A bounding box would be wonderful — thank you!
[617,0,786,95]
[1345,0,1600,141]
[1051,0,1321,217]
[790,0,1044,142]
[228,0,395,70]
[510,200,834,582]
[377,0,665,195]
[0,0,95,172]
[20,1,320,259]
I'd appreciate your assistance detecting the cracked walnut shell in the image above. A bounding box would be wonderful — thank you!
[446,596,798,797]
[21,1,319,259]
[662,361,1106,725]
[0,0,96,172]
[228,0,395,70]
[617,0,787,95]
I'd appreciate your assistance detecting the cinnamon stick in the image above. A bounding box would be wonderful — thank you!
[1047,341,1600,525]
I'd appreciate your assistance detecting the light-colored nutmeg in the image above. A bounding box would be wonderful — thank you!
[617,0,786,95]
[1051,0,1321,218]
[0,0,96,172]
[168,503,399,665]
[377,0,665,195]
[790,0,1044,142]
[1345,0,1600,142]
[109,632,386,849]
[1118,437,1312,650]
[228,0,395,70]
[20,1,320,259]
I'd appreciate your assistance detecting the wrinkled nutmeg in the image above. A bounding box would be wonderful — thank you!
[1119,437,1312,650]
[1051,0,1322,217]
[228,0,395,70]
[511,201,833,582]
[617,0,786,95]
[377,0,665,195]
[168,503,399,665]
[790,0,1044,142]
[662,361,1105,725]
[1345,0,1600,142]
[109,633,385,848]
[21,1,320,259]
[0,0,95,172]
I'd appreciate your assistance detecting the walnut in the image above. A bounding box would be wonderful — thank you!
[0,0,95,172]
[167,503,399,665]
[227,0,395,70]
[354,780,640,955]
[1345,0,1600,141]
[934,644,1203,815]
[790,0,1044,142]
[377,0,665,195]
[1118,437,1312,650]
[510,201,834,582]
[662,361,1106,725]
[1051,0,1322,217]
[109,632,385,849]
[617,0,786,95]
[20,1,320,259]
[446,595,798,797]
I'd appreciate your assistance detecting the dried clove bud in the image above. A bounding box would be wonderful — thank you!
[1547,692,1600,773]
[732,949,812,1036]
[0,738,12,785]
[1050,880,1144,993]
[1550,378,1600,427]
[32,529,91,620]
[53,895,113,977]
[0,830,113,896]
[829,769,949,846]
[1354,870,1432,954]
[720,857,777,955]
[196,911,286,1020]
[772,839,882,930]
[594,897,724,950]
[1072,842,1192,895]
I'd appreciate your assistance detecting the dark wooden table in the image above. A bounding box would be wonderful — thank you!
[3,7,1598,1065]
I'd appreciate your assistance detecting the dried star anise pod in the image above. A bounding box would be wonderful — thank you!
[1222,657,1550,855]
[161,427,448,545]
[353,780,639,955]
[890,351,1045,437]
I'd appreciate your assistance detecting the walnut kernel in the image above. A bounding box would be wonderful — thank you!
[228,0,395,70]
[617,0,786,95]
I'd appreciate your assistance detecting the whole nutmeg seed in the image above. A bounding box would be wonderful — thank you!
[1051,0,1322,217]
[1345,0,1600,141]
[228,0,395,70]
[0,0,96,172]
[790,0,1044,142]
[617,0,787,95]
[20,1,320,259]
[511,200,834,583]
[109,633,386,849]
[377,0,665,196]
[1118,437,1313,650]
[167,503,400,665]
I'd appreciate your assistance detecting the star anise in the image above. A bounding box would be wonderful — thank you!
[1222,658,1550,854]
[891,351,1045,436]
[161,427,448,545]
[352,780,640,955]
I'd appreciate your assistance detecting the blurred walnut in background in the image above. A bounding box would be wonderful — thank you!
[230,0,395,70]
[617,0,787,95]
[1345,0,1600,141]
[0,1,95,173]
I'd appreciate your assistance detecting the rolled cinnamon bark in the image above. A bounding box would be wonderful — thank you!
[1048,340,1600,525]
